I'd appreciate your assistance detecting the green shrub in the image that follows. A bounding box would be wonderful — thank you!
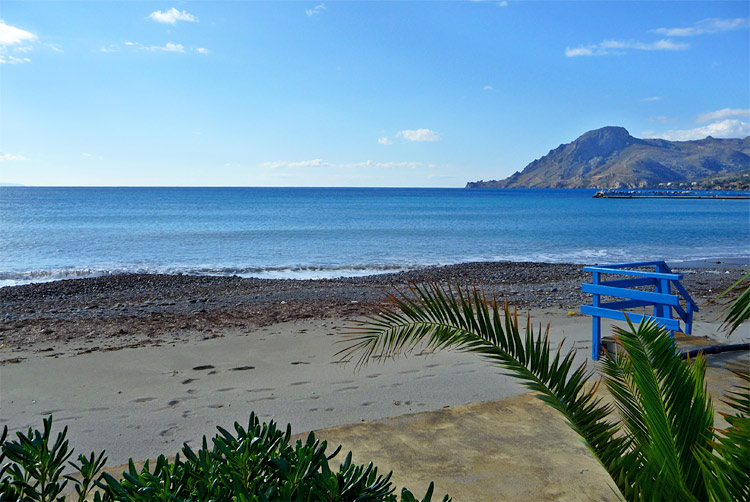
[0,413,449,502]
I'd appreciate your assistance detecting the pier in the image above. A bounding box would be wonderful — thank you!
[593,189,750,199]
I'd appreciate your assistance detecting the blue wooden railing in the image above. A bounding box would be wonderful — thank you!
[580,261,699,360]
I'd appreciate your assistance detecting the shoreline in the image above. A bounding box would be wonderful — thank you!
[1,259,747,360]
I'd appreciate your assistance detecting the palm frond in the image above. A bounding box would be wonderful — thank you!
[608,319,713,501]
[695,370,750,502]
[716,271,750,335]
[341,283,629,496]
[341,283,739,502]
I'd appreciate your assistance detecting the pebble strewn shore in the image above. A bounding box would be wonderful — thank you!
[0,261,745,358]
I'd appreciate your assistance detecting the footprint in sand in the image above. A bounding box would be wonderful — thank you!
[290,361,309,365]
[160,425,179,437]
[398,369,419,375]
[230,366,255,371]
[168,399,180,407]
[217,387,235,392]
[289,381,309,386]
[132,397,156,403]
[338,386,359,392]
[181,378,198,384]
[193,365,215,371]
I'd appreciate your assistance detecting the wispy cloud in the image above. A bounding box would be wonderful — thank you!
[644,119,750,141]
[0,153,27,162]
[566,39,688,57]
[196,47,210,54]
[306,4,326,16]
[81,153,93,158]
[695,108,750,123]
[396,129,441,142]
[259,159,423,169]
[0,55,31,64]
[377,136,393,145]
[483,85,494,91]
[148,8,198,24]
[114,41,192,53]
[652,17,749,37]
[641,96,662,102]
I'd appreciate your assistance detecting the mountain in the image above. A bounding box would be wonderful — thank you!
[466,126,750,189]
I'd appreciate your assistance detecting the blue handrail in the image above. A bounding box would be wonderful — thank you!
[581,261,698,360]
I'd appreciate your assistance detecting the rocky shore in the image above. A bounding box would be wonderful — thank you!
[1,261,745,360]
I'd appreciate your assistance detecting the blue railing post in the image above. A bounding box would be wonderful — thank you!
[592,271,601,360]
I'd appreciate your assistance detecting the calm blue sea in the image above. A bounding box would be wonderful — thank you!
[1,187,748,286]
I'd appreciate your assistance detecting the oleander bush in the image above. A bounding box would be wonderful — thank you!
[0,412,449,502]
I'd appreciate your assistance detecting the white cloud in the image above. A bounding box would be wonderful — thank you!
[377,136,393,145]
[157,42,185,52]
[652,18,749,37]
[47,43,63,53]
[642,96,662,102]
[148,8,197,24]
[0,55,31,64]
[564,46,593,57]
[695,108,750,123]
[260,159,325,169]
[644,119,750,141]
[565,39,688,57]
[0,153,27,162]
[108,42,208,54]
[81,152,92,157]
[396,129,441,142]
[498,1,509,6]
[122,41,186,53]
[306,4,326,16]
[0,20,36,46]
[483,85,494,91]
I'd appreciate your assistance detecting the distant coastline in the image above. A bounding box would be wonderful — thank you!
[467,127,750,190]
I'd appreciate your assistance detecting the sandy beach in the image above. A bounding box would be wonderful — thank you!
[1,260,748,497]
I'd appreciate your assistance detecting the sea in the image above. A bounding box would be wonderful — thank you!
[1,187,748,287]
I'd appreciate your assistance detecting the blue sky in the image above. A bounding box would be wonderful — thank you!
[1,1,748,187]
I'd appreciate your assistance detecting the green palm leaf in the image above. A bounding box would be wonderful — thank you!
[341,283,747,501]
[717,271,750,335]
